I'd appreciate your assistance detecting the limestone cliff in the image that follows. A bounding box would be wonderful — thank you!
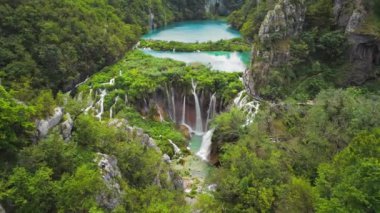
[245,0,306,96]
[338,0,380,84]
[245,0,379,97]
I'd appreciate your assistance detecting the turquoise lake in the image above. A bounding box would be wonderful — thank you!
[142,20,241,43]
[141,20,250,72]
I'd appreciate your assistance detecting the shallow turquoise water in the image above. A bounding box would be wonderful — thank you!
[141,49,250,72]
[142,20,241,43]
[141,20,250,72]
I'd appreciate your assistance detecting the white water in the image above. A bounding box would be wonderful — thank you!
[149,10,154,31]
[169,139,181,155]
[110,96,119,119]
[182,96,186,124]
[171,87,176,123]
[192,79,203,134]
[95,89,107,121]
[234,91,260,126]
[196,129,214,161]
[165,85,174,121]
[206,93,217,130]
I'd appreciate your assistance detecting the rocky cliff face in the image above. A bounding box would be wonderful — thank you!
[245,0,379,97]
[337,0,380,85]
[245,0,306,96]
[95,153,122,210]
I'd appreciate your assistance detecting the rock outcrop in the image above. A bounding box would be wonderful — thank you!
[95,153,122,210]
[0,204,5,213]
[36,107,63,139]
[335,0,380,85]
[247,0,306,96]
[108,119,160,152]
[60,113,73,141]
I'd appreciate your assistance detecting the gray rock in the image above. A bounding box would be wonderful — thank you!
[334,0,356,28]
[258,0,305,44]
[60,113,73,141]
[36,107,63,139]
[249,0,306,96]
[0,204,5,213]
[169,170,184,191]
[346,8,366,33]
[162,154,171,163]
[95,153,122,210]
[346,34,380,84]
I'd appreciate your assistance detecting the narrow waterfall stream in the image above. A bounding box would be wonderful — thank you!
[192,79,203,134]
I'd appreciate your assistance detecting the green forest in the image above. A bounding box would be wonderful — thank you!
[0,0,379,212]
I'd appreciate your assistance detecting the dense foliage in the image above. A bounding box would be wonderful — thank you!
[140,38,251,52]
[203,88,380,212]
[0,0,142,92]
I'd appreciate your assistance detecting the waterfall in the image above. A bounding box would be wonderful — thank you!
[206,93,217,130]
[165,85,173,120]
[95,89,107,121]
[169,139,181,155]
[125,94,128,104]
[182,96,186,124]
[149,10,154,31]
[110,96,119,119]
[234,91,260,126]
[192,79,203,134]
[109,78,115,85]
[197,129,214,161]
[119,70,122,76]
[171,87,176,123]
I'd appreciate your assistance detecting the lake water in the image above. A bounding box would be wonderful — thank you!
[142,20,241,43]
[141,20,250,72]
[141,49,250,72]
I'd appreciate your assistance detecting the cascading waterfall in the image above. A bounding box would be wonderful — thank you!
[169,139,181,155]
[197,129,214,161]
[182,96,186,124]
[95,89,107,121]
[234,91,260,126]
[206,93,217,130]
[192,79,203,134]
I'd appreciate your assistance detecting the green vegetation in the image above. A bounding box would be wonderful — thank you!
[0,0,142,92]
[140,38,251,52]
[227,0,272,40]
[201,88,380,212]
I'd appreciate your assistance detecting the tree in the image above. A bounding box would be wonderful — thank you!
[0,86,34,159]
[1,167,57,212]
[57,164,105,212]
[316,129,380,212]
